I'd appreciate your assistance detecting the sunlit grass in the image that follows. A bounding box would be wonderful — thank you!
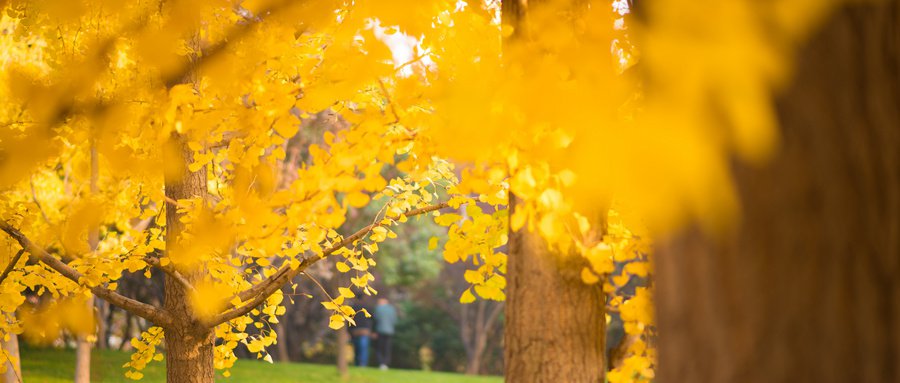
[20,347,502,383]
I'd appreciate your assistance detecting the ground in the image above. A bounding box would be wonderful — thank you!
[19,348,503,383]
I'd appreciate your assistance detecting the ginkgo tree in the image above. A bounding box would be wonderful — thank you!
[0,1,486,382]
[0,0,848,382]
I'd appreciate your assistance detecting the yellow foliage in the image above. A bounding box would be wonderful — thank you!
[0,0,847,379]
[191,281,228,320]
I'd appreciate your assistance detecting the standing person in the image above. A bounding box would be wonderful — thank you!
[373,297,398,370]
[349,300,374,367]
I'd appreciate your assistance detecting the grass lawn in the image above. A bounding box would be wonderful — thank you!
[20,347,503,383]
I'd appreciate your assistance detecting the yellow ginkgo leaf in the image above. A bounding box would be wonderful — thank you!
[581,267,600,284]
[428,236,439,250]
[338,287,355,298]
[459,289,476,304]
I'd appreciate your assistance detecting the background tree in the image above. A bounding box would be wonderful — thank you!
[653,1,900,382]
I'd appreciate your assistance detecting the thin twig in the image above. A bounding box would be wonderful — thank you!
[377,79,401,124]
[143,255,195,293]
[300,272,337,304]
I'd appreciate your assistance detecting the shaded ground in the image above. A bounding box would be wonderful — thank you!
[20,347,503,383]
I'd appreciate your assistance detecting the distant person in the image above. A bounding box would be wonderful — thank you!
[373,297,398,370]
[349,300,374,367]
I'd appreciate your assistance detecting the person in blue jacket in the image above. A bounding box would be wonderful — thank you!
[372,297,398,370]
[349,300,374,367]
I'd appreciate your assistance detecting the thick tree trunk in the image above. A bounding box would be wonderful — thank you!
[656,3,900,383]
[1,333,20,383]
[164,133,215,383]
[501,0,607,381]
[505,197,607,383]
[165,326,216,383]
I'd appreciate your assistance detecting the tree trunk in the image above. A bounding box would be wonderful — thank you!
[656,3,900,383]
[463,299,501,375]
[504,197,607,383]
[464,332,485,375]
[501,0,607,381]
[164,133,215,383]
[336,326,349,378]
[96,300,111,349]
[75,140,101,383]
[334,269,349,377]
[119,313,134,351]
[275,320,290,362]
[74,330,92,383]
[165,326,216,383]
[1,333,20,383]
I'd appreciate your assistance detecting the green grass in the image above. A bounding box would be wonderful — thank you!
[20,347,503,383]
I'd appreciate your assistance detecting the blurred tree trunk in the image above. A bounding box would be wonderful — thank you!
[1,332,20,383]
[75,139,101,383]
[96,300,110,349]
[656,3,900,383]
[275,318,290,362]
[501,1,607,382]
[462,299,503,375]
[119,313,134,351]
[334,266,350,377]
[336,326,349,377]
[74,333,91,383]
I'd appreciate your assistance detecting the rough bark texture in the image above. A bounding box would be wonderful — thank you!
[164,133,215,383]
[165,326,216,383]
[501,0,607,381]
[656,3,900,383]
[505,197,607,383]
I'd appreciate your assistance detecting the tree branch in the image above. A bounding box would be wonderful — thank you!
[207,202,450,326]
[0,249,26,285]
[143,254,195,293]
[0,221,174,327]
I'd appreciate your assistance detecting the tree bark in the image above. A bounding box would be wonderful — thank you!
[656,3,900,383]
[1,333,20,383]
[504,197,607,383]
[165,326,216,383]
[164,133,215,383]
[501,0,607,381]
